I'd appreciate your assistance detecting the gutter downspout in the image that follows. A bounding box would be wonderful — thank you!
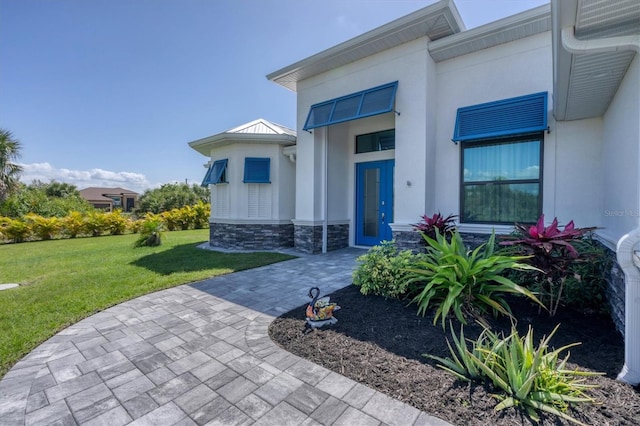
[616,228,640,386]
[561,26,640,54]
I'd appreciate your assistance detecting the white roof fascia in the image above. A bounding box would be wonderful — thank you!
[266,0,464,92]
[428,4,551,62]
[188,133,297,157]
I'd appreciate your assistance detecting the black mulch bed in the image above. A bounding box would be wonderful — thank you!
[268,285,640,425]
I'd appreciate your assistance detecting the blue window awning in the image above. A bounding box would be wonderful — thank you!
[453,92,548,142]
[201,159,228,186]
[243,157,270,183]
[303,81,398,131]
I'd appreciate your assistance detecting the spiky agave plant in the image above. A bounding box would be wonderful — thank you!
[427,324,602,425]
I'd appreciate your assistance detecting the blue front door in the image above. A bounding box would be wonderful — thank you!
[355,160,394,246]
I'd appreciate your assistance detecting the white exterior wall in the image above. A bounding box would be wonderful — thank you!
[293,28,632,245]
[433,32,601,232]
[207,143,295,223]
[295,37,431,243]
[435,33,552,230]
[552,118,603,228]
[600,55,640,247]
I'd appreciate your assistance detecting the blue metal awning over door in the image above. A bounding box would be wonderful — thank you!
[303,81,398,131]
[453,92,548,142]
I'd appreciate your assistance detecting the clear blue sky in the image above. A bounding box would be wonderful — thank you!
[1,0,548,193]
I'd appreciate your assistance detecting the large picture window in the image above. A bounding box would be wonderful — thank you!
[461,134,542,224]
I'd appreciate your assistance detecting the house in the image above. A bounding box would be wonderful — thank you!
[190,0,639,384]
[189,119,297,250]
[79,187,139,212]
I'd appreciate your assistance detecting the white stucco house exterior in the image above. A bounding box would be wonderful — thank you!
[190,0,639,384]
[189,119,297,250]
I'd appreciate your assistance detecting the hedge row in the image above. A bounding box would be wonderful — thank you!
[0,201,210,244]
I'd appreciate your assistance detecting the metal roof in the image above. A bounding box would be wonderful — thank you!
[188,118,297,157]
[553,0,639,121]
[266,0,465,92]
[226,118,296,136]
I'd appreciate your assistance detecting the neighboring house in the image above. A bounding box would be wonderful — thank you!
[191,0,639,384]
[189,119,297,250]
[79,187,139,212]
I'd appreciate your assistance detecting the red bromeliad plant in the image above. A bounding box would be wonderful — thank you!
[500,215,596,316]
[413,212,458,241]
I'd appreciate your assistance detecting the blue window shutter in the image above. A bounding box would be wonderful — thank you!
[303,81,398,131]
[453,92,547,142]
[243,158,270,183]
[201,159,228,186]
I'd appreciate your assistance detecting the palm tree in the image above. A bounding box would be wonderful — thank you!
[0,129,23,202]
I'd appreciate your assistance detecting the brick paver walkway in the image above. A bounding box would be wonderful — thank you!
[0,248,450,425]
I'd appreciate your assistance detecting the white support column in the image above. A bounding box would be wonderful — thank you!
[616,227,640,386]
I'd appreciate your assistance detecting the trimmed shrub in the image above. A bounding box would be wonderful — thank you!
[103,210,128,235]
[0,217,31,243]
[352,240,417,299]
[24,214,60,240]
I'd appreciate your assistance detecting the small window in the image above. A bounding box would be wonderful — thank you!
[355,129,395,154]
[461,135,542,224]
[243,157,270,183]
[201,159,228,186]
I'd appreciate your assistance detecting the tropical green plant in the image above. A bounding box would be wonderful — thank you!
[24,214,60,240]
[176,205,195,230]
[500,215,597,316]
[0,129,23,203]
[561,238,612,315]
[0,217,31,243]
[191,200,210,229]
[405,230,543,327]
[412,212,458,241]
[83,211,108,237]
[427,324,602,425]
[133,215,164,247]
[161,208,181,231]
[62,211,86,238]
[352,241,417,299]
[103,209,128,235]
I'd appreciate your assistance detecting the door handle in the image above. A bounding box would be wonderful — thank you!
[381,212,385,222]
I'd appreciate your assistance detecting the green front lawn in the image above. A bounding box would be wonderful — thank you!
[0,229,294,378]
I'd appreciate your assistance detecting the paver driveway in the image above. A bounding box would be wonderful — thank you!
[0,248,450,425]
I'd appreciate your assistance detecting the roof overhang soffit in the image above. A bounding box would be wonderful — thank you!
[266,0,464,92]
[552,0,639,121]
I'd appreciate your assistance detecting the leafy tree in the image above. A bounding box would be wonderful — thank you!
[42,180,80,198]
[0,181,93,218]
[136,183,209,214]
[0,129,23,203]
